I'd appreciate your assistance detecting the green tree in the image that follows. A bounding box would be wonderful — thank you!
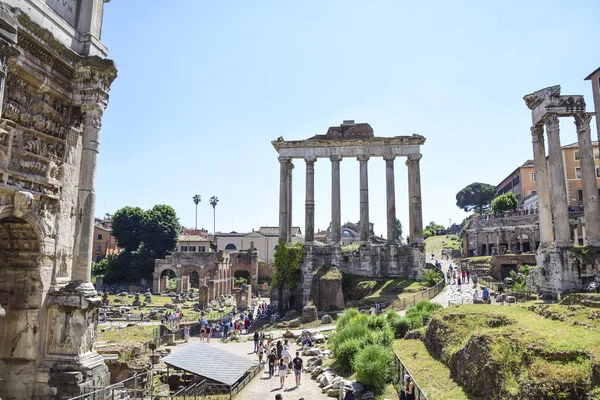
[395,218,403,243]
[209,196,219,234]
[456,182,496,214]
[423,221,445,238]
[271,238,304,312]
[491,192,518,214]
[142,204,181,260]
[111,206,145,251]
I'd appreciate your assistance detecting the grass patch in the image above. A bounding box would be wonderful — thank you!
[425,235,461,255]
[463,256,492,263]
[343,275,426,306]
[394,339,474,400]
[97,324,157,344]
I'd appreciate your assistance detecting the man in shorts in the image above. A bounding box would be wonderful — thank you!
[292,351,303,387]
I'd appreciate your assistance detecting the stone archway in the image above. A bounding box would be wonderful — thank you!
[234,269,250,287]
[158,269,176,293]
[0,217,44,398]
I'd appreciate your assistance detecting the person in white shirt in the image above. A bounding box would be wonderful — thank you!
[281,346,291,374]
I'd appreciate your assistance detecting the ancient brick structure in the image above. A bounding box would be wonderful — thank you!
[153,249,258,299]
[0,0,117,398]
[272,121,426,304]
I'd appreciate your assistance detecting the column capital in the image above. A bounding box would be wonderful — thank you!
[543,113,559,129]
[574,112,594,132]
[330,155,342,163]
[288,161,295,169]
[357,154,370,162]
[531,124,544,138]
[383,155,396,162]
[304,156,317,164]
[278,156,291,163]
[406,154,422,165]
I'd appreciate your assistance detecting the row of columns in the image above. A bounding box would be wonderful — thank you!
[531,112,600,247]
[279,154,423,244]
[479,230,537,255]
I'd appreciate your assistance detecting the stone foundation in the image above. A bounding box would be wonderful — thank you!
[528,244,600,297]
[302,243,425,304]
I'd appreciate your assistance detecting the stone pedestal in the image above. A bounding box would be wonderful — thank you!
[44,283,109,399]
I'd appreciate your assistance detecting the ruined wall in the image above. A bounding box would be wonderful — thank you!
[301,243,425,305]
[490,254,537,280]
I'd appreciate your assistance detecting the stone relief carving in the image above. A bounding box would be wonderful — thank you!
[13,190,33,218]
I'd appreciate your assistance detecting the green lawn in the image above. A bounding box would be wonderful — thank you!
[394,339,475,400]
[97,324,157,344]
[343,275,427,307]
[425,235,461,256]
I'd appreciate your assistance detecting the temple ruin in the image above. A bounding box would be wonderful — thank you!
[0,0,116,398]
[272,121,426,304]
[524,86,600,295]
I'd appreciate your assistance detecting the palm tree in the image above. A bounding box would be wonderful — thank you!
[209,196,219,234]
[193,194,201,229]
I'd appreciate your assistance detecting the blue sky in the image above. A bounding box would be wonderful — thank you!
[97,0,600,237]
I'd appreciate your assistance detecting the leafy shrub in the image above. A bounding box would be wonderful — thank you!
[331,321,369,353]
[336,308,360,330]
[421,269,443,287]
[333,338,364,371]
[405,301,443,330]
[353,344,394,392]
[385,312,410,338]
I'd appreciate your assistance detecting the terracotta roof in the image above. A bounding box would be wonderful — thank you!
[178,235,212,242]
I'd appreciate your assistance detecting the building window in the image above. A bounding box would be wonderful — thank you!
[189,246,196,252]
[577,189,584,202]
[576,167,581,179]
[225,243,237,250]
[97,233,103,240]
[200,246,206,252]
[96,244,102,252]
[574,151,580,161]
[597,167,600,178]
[181,246,188,252]
[529,172,536,182]
[595,150,600,160]
[512,176,520,186]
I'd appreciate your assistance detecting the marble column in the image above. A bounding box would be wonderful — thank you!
[406,154,424,243]
[384,155,397,243]
[358,155,370,242]
[304,157,317,243]
[574,112,600,246]
[519,234,523,252]
[278,157,289,241]
[531,125,554,245]
[545,114,570,245]
[574,222,579,245]
[330,156,342,243]
[73,105,105,287]
[287,161,294,243]
[582,219,588,245]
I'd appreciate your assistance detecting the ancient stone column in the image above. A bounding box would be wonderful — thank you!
[357,155,370,242]
[384,155,396,244]
[574,222,579,245]
[0,8,19,113]
[545,114,570,245]
[531,125,554,245]
[175,277,182,294]
[278,157,289,241]
[73,105,105,288]
[519,234,523,252]
[330,155,342,243]
[582,218,588,245]
[574,112,600,246]
[287,161,294,243]
[304,157,317,242]
[406,154,424,243]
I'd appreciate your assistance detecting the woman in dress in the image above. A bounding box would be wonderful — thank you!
[278,358,288,388]
[403,374,415,400]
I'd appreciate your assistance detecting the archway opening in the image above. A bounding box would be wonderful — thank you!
[182,269,200,292]
[0,217,43,396]
[225,243,237,250]
[234,269,250,287]
[159,269,176,292]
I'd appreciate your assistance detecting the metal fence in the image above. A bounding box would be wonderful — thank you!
[478,276,538,303]
[390,277,446,311]
[394,354,429,400]
[230,361,264,397]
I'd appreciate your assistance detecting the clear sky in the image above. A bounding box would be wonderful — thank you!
[97,0,600,237]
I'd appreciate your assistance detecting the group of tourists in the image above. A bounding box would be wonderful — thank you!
[446,264,477,291]
[163,310,183,327]
[256,338,304,389]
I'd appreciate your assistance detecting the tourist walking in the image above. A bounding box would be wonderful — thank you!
[257,341,265,364]
[253,331,259,352]
[281,346,291,374]
[183,325,190,342]
[457,276,462,291]
[292,351,303,387]
[278,359,287,388]
[466,269,471,283]
[268,349,277,378]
